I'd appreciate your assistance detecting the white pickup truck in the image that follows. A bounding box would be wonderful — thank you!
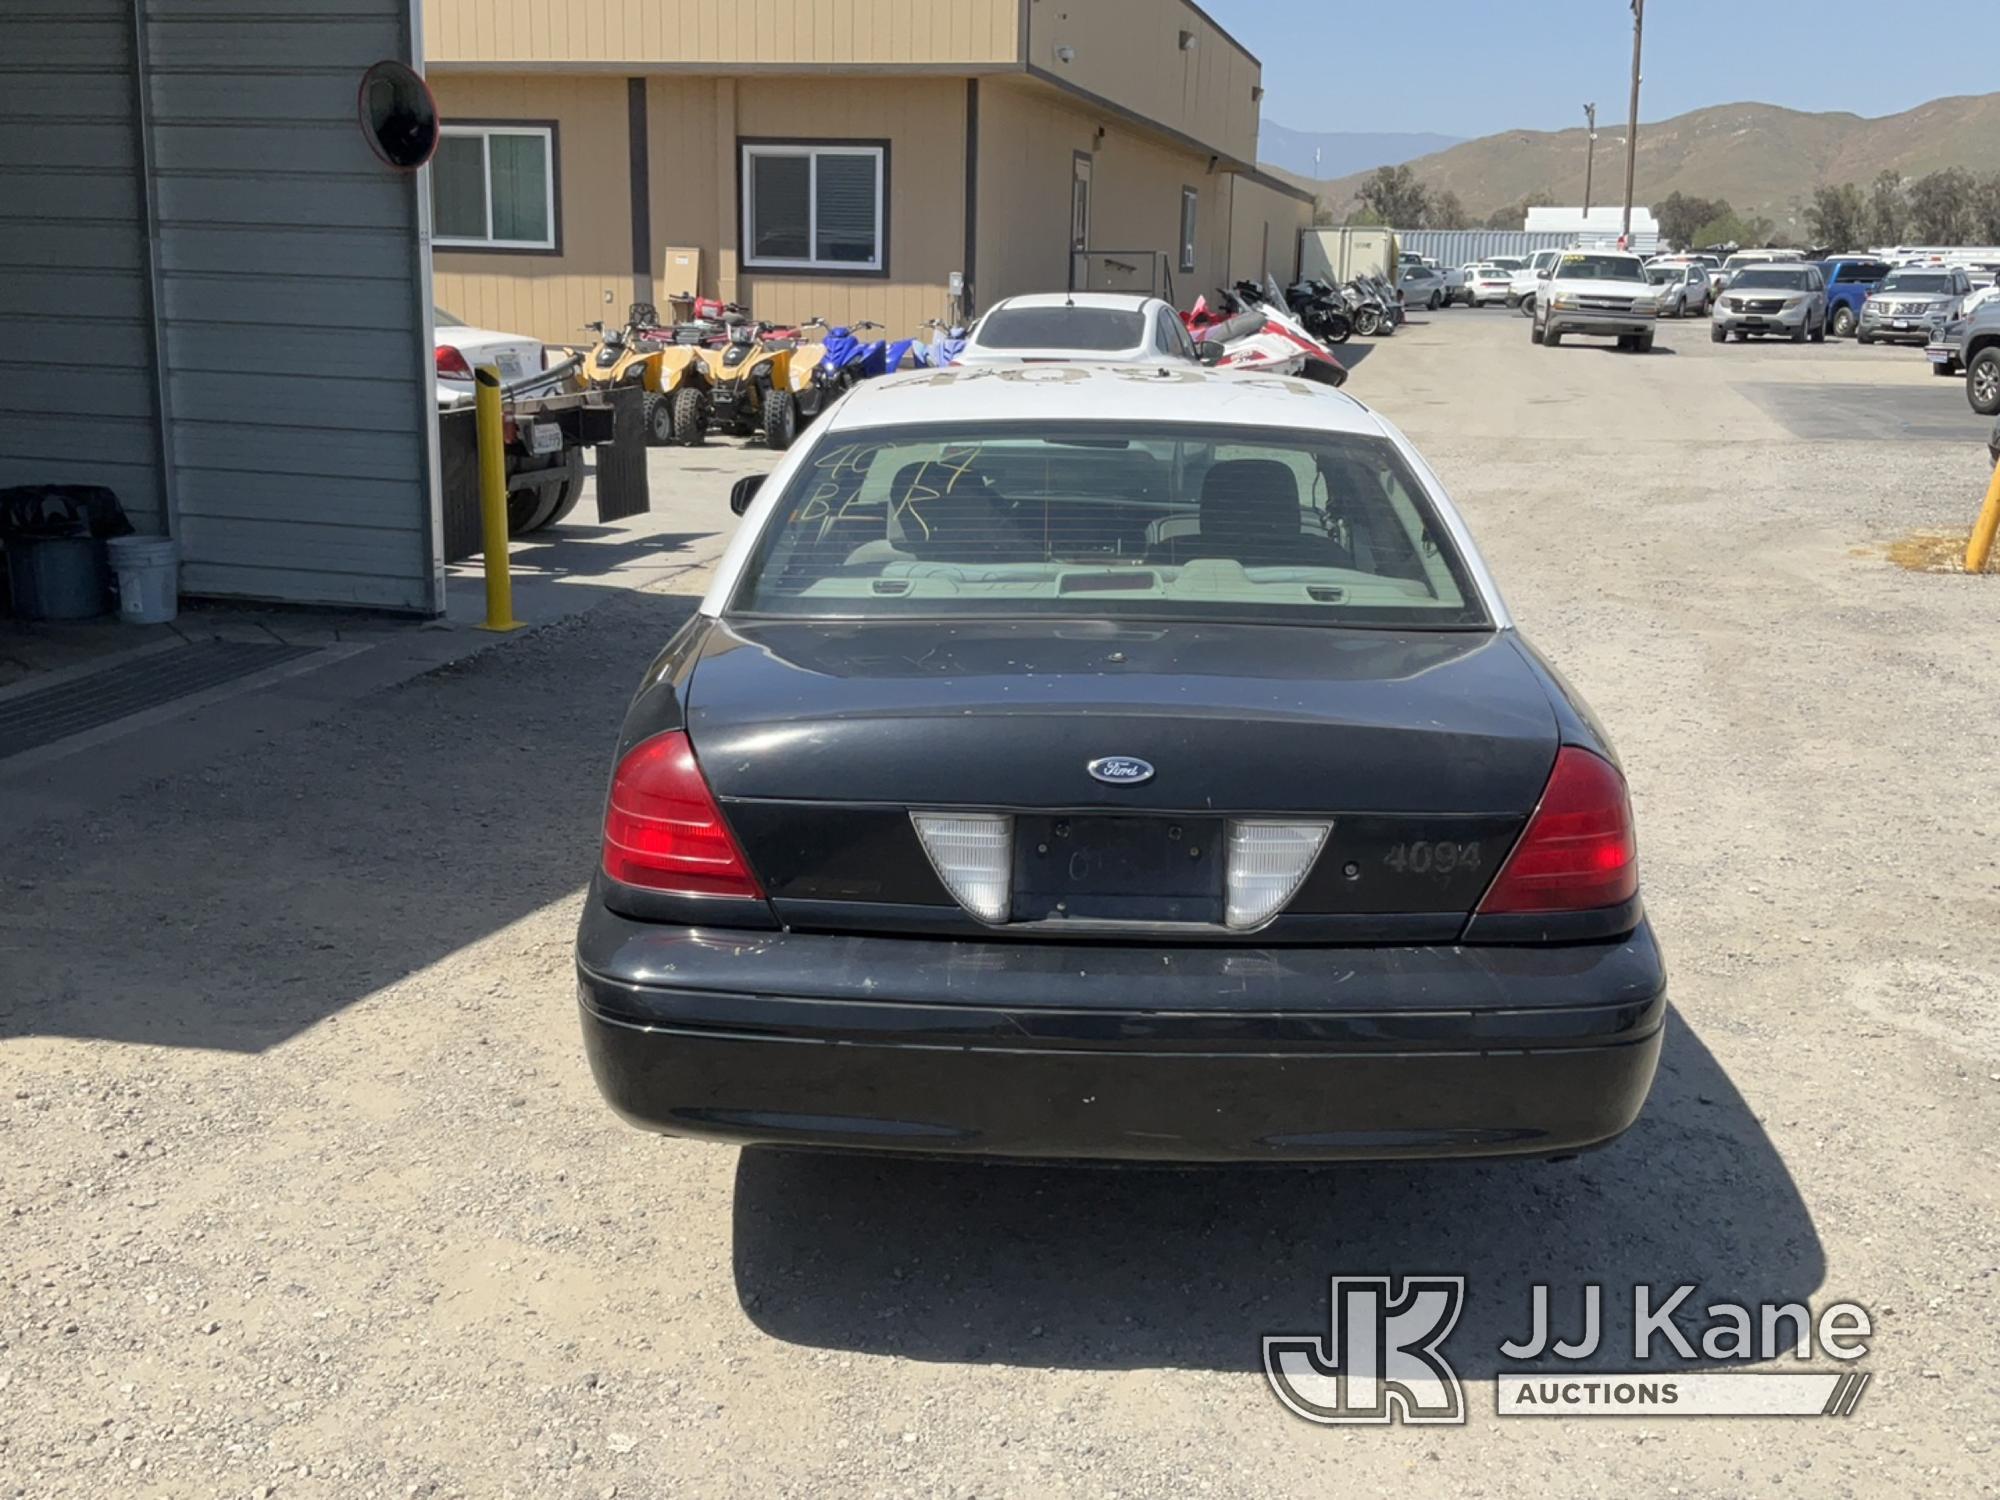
[1531,250,1661,352]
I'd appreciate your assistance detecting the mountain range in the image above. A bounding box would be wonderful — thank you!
[1292,93,2000,231]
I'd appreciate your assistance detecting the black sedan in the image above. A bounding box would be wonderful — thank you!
[576,364,1664,1162]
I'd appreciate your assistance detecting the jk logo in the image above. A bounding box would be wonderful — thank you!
[1263,1276,1467,1425]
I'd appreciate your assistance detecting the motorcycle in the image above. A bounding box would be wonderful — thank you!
[1343,278,1396,337]
[694,318,800,450]
[1188,286,1347,386]
[1284,277,1354,345]
[1365,274,1407,327]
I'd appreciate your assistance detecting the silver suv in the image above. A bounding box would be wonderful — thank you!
[1712,264,1827,343]
[1858,266,1972,346]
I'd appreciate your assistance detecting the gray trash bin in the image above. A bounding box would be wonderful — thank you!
[0,484,132,621]
[6,535,111,620]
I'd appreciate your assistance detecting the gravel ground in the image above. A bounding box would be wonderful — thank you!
[3,311,1997,1498]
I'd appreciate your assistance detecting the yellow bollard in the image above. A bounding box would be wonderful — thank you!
[473,366,524,631]
[1968,455,2000,575]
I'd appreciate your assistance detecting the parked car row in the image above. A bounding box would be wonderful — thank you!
[1475,240,2000,414]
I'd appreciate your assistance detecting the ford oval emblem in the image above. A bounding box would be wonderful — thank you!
[1088,756,1155,786]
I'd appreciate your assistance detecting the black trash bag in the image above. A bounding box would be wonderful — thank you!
[0,485,135,542]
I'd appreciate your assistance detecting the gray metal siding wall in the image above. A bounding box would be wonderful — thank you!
[146,0,439,612]
[1391,230,1581,265]
[1,2,168,534]
[1394,227,1663,262]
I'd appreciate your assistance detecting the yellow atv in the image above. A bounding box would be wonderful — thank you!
[695,319,800,450]
[578,303,711,446]
[785,317,832,422]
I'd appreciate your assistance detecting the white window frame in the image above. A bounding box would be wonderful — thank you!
[1179,187,1199,274]
[432,125,556,251]
[741,143,886,273]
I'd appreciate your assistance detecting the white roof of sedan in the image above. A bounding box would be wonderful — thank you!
[825,362,1385,437]
[982,291,1169,311]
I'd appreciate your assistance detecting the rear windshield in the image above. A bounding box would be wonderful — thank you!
[1553,254,1645,281]
[974,307,1145,351]
[730,421,1488,630]
[434,306,466,327]
[1835,261,1890,283]
[1733,268,1813,290]
[1880,271,1950,293]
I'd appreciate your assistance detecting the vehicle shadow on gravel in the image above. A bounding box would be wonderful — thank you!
[0,590,705,1051]
[731,1011,1824,1376]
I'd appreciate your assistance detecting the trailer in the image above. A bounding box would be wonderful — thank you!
[435,357,650,559]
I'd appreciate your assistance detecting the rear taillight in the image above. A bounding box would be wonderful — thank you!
[601,732,763,898]
[435,344,473,379]
[1476,747,1637,914]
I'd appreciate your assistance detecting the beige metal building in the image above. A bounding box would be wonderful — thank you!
[424,0,1311,343]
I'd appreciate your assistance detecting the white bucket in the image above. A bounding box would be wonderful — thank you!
[106,535,180,624]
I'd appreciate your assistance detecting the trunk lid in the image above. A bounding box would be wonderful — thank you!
[687,619,1558,933]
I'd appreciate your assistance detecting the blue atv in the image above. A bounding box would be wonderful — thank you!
[917,317,969,366]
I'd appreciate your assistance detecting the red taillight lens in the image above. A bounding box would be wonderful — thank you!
[1477,747,1637,914]
[601,731,763,898]
[435,344,473,379]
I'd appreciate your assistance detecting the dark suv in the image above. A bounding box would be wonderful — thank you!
[1930,299,2000,416]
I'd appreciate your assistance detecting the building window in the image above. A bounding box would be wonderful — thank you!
[1180,187,1199,273]
[431,125,556,251]
[741,143,886,272]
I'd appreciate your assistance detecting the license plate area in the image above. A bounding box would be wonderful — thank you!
[1012,815,1224,925]
[524,421,562,455]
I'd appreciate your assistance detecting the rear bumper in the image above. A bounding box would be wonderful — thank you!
[575,907,1667,1163]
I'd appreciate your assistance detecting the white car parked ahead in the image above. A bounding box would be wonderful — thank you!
[958,293,1205,366]
[1466,264,1515,307]
[433,306,546,407]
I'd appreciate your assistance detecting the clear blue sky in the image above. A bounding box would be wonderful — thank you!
[1201,0,2000,139]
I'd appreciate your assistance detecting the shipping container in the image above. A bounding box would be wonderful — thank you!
[1388,229,1580,270]
[1300,226,1399,283]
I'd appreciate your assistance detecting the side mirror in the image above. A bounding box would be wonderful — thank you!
[729,475,764,516]
[1195,340,1225,366]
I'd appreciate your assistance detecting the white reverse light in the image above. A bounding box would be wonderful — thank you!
[1224,820,1332,931]
[910,813,1014,924]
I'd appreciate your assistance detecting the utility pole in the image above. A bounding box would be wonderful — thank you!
[1582,102,1598,216]
[1621,0,1644,248]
